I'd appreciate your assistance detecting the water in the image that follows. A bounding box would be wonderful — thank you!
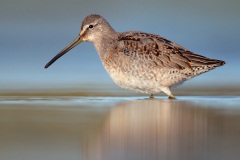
[0,96,240,160]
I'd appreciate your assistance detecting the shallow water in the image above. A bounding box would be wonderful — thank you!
[0,96,240,160]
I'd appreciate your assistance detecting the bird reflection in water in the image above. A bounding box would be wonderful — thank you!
[81,99,240,160]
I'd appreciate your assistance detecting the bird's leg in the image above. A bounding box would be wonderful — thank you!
[161,87,176,99]
[149,94,154,99]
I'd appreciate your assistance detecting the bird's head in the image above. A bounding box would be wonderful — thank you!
[45,14,115,68]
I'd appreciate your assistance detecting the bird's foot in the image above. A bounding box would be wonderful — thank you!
[168,94,176,99]
[149,94,154,99]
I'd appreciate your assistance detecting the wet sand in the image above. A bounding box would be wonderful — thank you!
[0,96,240,160]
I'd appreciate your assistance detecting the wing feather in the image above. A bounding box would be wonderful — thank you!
[117,32,224,69]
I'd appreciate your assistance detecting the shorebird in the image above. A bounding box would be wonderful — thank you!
[45,14,225,99]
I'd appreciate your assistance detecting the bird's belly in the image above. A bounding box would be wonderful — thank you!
[105,65,189,94]
[110,71,162,94]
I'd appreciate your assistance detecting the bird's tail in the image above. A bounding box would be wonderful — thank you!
[191,58,225,76]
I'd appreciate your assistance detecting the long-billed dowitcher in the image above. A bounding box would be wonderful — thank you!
[45,14,225,99]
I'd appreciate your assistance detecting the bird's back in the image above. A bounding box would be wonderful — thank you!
[115,31,225,74]
[116,31,225,69]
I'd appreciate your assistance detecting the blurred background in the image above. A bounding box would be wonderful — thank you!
[1,0,239,95]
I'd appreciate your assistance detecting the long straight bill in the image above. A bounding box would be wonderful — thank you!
[45,35,82,68]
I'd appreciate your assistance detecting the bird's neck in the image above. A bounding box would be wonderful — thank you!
[93,31,119,59]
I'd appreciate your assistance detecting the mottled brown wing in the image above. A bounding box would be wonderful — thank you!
[117,31,224,69]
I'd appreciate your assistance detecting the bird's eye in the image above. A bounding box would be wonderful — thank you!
[88,25,93,29]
